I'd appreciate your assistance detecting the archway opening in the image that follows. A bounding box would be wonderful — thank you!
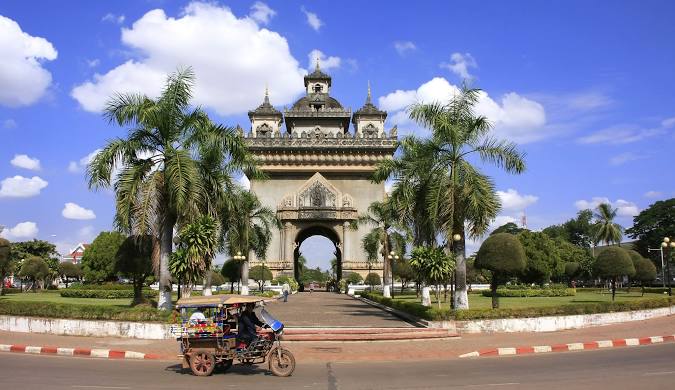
[293,226,342,291]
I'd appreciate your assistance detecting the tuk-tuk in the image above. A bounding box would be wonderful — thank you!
[173,294,295,377]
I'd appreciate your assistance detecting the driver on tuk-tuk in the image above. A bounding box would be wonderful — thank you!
[238,303,264,345]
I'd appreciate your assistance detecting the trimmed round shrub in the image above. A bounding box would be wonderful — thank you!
[476,233,526,309]
[344,272,363,285]
[365,272,381,286]
[634,258,657,295]
[593,247,635,300]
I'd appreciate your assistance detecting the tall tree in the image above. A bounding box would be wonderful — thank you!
[115,235,154,305]
[593,203,623,246]
[175,216,220,296]
[87,68,257,309]
[19,256,50,291]
[357,200,406,297]
[0,238,12,296]
[224,189,277,295]
[81,232,126,283]
[392,86,526,309]
[543,209,595,248]
[626,198,675,257]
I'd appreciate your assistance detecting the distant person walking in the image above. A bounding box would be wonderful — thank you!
[309,282,314,294]
[282,282,290,302]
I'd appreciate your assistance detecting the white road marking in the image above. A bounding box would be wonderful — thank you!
[0,344,11,352]
[71,386,131,389]
[497,347,516,355]
[597,340,613,348]
[643,371,675,376]
[625,338,640,346]
[25,346,42,354]
[649,336,664,343]
[90,349,110,358]
[567,343,584,351]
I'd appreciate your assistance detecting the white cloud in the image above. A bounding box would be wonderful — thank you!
[440,52,477,80]
[3,119,17,129]
[0,176,48,198]
[301,7,323,31]
[0,15,58,107]
[393,41,416,56]
[62,202,96,220]
[249,2,276,24]
[574,197,639,217]
[378,77,547,143]
[72,2,306,116]
[609,152,646,166]
[308,49,340,71]
[497,189,538,211]
[578,117,674,145]
[78,225,95,238]
[68,149,101,173]
[644,191,663,199]
[565,91,613,111]
[662,117,675,128]
[0,221,38,240]
[10,154,41,171]
[239,174,250,190]
[102,13,125,24]
[87,59,100,68]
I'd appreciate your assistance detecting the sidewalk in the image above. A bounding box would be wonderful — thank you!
[2,315,674,362]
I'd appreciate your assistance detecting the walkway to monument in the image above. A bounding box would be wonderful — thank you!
[265,292,415,328]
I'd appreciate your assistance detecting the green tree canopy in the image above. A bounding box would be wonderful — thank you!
[9,239,59,272]
[593,247,635,300]
[81,232,126,283]
[344,272,363,285]
[564,262,581,281]
[557,240,594,279]
[393,257,414,292]
[634,258,657,295]
[210,270,226,287]
[626,198,675,257]
[491,222,526,236]
[516,231,562,285]
[0,238,13,295]
[115,235,154,305]
[543,209,595,248]
[249,265,273,291]
[365,272,381,286]
[475,233,526,308]
[19,256,50,291]
[58,262,82,288]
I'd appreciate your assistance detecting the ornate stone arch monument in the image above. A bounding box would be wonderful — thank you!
[244,64,398,281]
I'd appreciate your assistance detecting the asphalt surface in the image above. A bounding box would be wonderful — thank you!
[2,343,675,389]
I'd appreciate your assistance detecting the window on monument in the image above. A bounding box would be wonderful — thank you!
[298,235,339,286]
[313,84,323,93]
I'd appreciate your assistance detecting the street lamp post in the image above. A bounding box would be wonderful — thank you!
[233,251,247,295]
[661,237,675,296]
[387,251,400,298]
[648,247,666,288]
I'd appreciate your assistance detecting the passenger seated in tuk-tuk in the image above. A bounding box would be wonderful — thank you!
[238,303,263,345]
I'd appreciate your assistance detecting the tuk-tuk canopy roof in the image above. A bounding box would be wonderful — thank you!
[176,294,264,308]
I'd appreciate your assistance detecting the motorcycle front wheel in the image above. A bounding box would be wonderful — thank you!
[268,348,296,377]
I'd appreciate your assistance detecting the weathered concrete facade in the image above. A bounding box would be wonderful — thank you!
[244,64,398,279]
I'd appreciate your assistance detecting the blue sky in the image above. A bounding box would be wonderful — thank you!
[1,1,674,269]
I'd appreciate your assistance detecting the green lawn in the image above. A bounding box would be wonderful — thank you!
[389,290,668,310]
[0,291,133,307]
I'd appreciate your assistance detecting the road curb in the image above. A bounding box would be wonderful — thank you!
[458,334,675,358]
[0,344,169,360]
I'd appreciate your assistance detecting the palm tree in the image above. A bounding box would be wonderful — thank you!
[593,203,623,246]
[357,200,407,297]
[373,138,439,247]
[224,189,278,295]
[380,86,526,309]
[172,215,220,297]
[87,68,258,309]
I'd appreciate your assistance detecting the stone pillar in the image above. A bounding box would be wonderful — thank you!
[284,222,294,264]
[342,222,349,264]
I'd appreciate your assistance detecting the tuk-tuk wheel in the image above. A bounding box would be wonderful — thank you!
[269,348,296,377]
[189,351,216,376]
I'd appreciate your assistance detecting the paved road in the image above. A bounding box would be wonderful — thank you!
[265,292,414,327]
[2,343,675,389]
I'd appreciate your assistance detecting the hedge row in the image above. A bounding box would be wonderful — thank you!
[1,288,22,294]
[60,289,156,299]
[360,292,675,321]
[481,288,576,297]
[67,283,136,290]
[577,287,671,294]
[0,300,170,322]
